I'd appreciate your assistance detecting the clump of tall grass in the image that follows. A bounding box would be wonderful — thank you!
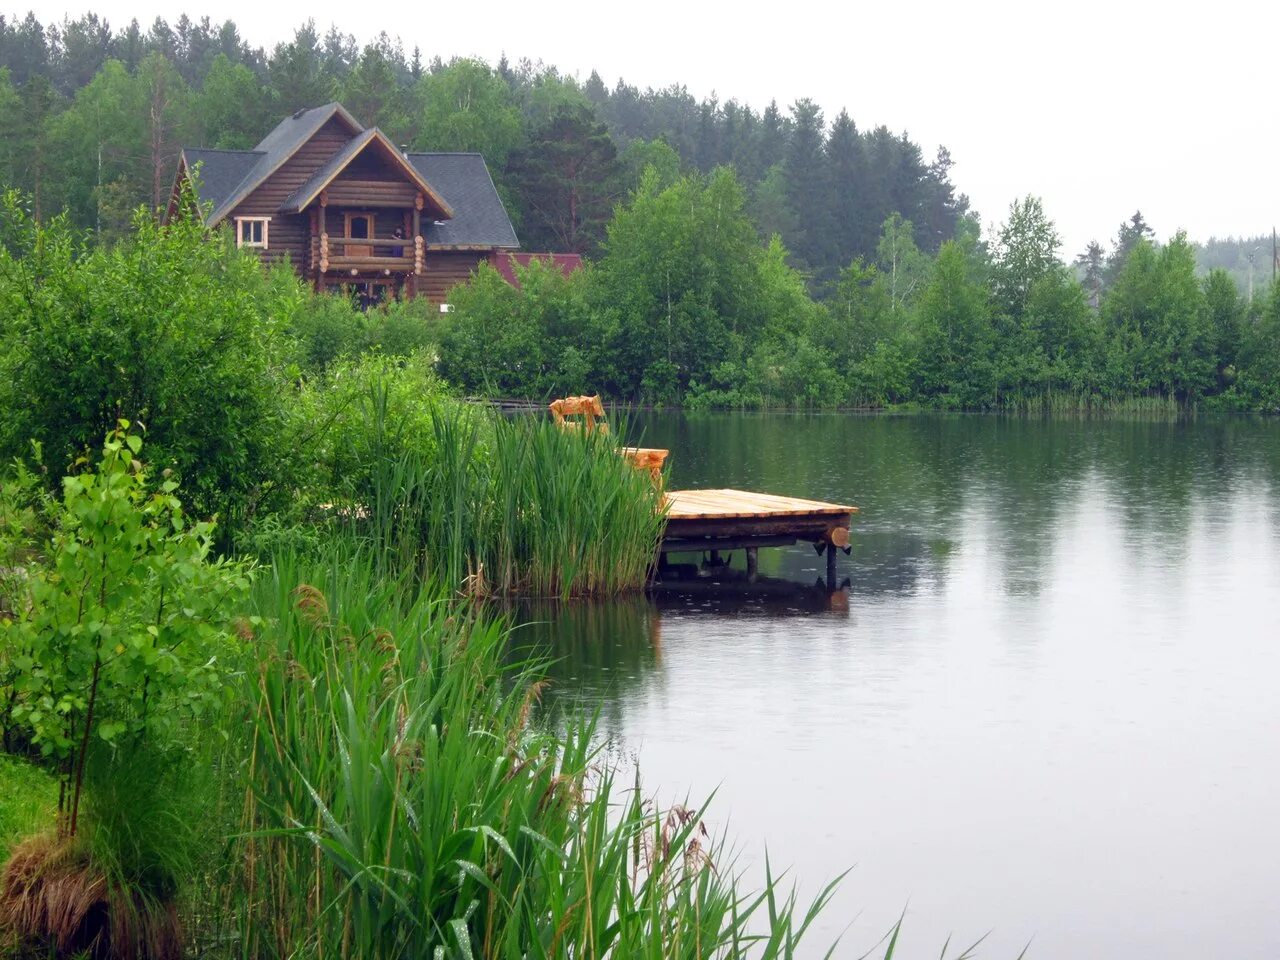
[284,357,664,598]
[353,382,665,599]
[1000,390,1187,420]
[221,551,836,959]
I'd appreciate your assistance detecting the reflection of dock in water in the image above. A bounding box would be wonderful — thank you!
[650,566,852,617]
[504,569,853,720]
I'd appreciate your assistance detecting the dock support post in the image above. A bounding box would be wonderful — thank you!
[746,547,758,581]
[825,542,837,585]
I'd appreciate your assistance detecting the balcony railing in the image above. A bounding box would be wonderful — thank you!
[317,234,424,275]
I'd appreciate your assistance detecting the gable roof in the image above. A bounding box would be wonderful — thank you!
[180,148,263,218]
[278,127,454,218]
[407,153,520,250]
[199,102,363,225]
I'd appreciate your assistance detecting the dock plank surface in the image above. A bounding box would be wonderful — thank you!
[664,488,857,520]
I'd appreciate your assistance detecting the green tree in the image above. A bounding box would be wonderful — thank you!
[1202,267,1244,390]
[1102,234,1214,404]
[2,426,249,835]
[1104,210,1155,288]
[507,103,621,254]
[136,52,193,211]
[783,98,832,277]
[749,164,798,243]
[47,58,147,235]
[440,258,608,396]
[51,14,114,93]
[342,42,410,138]
[268,21,334,115]
[618,137,681,192]
[196,53,269,149]
[516,67,592,127]
[913,239,994,406]
[1022,268,1099,395]
[596,166,766,400]
[16,74,62,221]
[742,236,840,406]
[0,69,22,189]
[991,195,1061,320]
[413,58,522,168]
[826,258,894,368]
[1233,279,1280,410]
[1074,240,1105,309]
[875,213,931,315]
[825,109,865,264]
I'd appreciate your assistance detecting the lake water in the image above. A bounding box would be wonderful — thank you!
[511,414,1280,958]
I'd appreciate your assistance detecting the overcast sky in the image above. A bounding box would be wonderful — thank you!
[26,0,1280,255]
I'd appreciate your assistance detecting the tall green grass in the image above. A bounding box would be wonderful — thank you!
[999,390,1186,419]
[355,382,665,599]
[221,552,837,959]
[0,756,56,861]
[284,357,664,598]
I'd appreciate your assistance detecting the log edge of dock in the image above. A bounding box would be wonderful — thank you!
[658,488,858,580]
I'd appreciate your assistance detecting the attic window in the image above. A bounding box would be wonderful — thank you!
[236,217,270,249]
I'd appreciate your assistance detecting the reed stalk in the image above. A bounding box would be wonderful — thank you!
[224,551,837,959]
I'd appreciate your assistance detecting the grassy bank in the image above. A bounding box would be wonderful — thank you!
[0,432,837,958]
[213,549,836,958]
[0,758,55,862]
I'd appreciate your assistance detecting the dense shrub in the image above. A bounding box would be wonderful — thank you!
[285,290,439,375]
[284,351,459,512]
[0,192,293,530]
[439,257,608,398]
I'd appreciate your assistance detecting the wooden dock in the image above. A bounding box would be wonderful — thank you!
[538,396,859,583]
[661,488,858,580]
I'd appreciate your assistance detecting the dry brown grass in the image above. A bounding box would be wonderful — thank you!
[0,834,181,960]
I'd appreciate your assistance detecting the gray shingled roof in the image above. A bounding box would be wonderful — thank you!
[198,103,363,225]
[409,153,520,249]
[182,148,262,218]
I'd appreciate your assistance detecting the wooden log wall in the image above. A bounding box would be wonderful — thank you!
[344,150,402,181]
[230,117,352,268]
[417,251,494,304]
[324,179,419,208]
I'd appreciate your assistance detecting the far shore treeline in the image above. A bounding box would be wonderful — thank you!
[1,12,1279,413]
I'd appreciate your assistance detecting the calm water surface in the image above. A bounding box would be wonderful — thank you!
[511,414,1280,958]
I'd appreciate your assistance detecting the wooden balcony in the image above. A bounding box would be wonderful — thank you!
[314,234,424,276]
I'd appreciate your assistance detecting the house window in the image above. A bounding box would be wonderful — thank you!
[236,217,270,249]
[345,212,374,240]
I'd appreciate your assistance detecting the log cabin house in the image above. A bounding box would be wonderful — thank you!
[167,102,521,307]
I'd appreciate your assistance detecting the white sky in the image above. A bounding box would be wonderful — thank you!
[26,0,1280,255]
